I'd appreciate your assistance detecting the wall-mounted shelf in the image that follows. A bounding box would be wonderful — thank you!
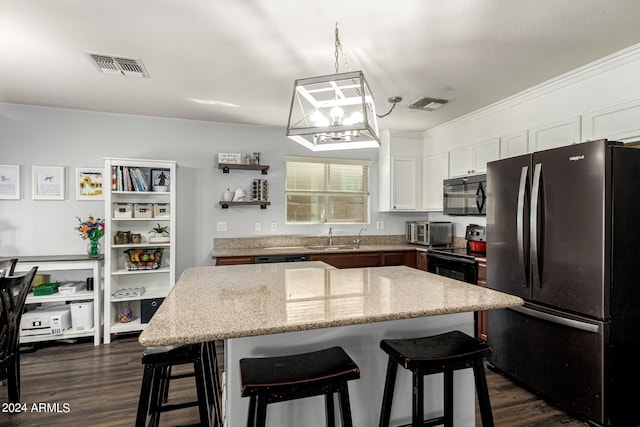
[218,163,269,175]
[219,201,270,209]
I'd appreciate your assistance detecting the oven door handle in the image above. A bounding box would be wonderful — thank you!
[427,252,476,266]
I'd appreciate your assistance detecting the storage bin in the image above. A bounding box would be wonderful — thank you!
[141,298,164,323]
[113,203,133,218]
[153,203,170,218]
[70,301,94,330]
[134,203,154,218]
[33,282,60,296]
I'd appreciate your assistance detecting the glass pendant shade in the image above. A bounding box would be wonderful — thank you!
[286,71,380,151]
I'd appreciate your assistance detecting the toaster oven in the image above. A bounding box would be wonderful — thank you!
[405,221,453,246]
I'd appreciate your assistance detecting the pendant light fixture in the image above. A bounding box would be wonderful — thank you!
[286,23,382,151]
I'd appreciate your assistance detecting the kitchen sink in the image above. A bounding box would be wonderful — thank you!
[304,245,358,251]
[262,246,307,250]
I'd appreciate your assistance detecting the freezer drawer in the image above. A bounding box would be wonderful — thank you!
[487,306,605,425]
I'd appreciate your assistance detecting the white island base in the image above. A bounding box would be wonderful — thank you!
[225,312,475,427]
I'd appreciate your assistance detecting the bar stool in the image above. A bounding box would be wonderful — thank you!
[378,330,494,427]
[135,341,223,427]
[239,346,360,427]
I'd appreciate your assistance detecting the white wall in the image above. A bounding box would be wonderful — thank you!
[424,44,640,156]
[0,104,428,274]
[423,43,640,236]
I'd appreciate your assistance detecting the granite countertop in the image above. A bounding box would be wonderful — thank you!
[211,235,439,258]
[139,262,522,347]
[211,243,423,257]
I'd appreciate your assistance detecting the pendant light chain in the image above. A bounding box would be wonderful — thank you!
[333,22,397,118]
[334,23,352,74]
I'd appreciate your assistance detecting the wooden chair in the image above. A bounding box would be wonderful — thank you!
[0,266,38,402]
[0,258,18,277]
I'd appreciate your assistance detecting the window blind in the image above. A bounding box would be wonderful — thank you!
[285,156,370,224]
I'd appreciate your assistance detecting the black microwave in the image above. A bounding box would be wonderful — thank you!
[443,174,486,216]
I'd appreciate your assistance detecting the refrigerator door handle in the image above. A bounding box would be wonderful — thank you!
[510,306,600,333]
[517,166,529,288]
[531,163,542,289]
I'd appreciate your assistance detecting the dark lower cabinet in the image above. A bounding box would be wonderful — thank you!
[215,256,254,266]
[216,250,418,269]
[308,252,381,269]
[415,251,428,271]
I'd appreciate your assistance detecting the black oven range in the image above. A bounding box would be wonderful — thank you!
[426,225,486,285]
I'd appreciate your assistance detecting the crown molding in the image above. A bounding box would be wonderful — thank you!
[424,42,640,137]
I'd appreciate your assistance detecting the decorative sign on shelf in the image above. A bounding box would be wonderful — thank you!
[218,153,242,164]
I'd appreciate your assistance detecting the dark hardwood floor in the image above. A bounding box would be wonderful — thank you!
[1,335,588,426]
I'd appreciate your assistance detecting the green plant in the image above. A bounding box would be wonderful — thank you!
[150,224,169,235]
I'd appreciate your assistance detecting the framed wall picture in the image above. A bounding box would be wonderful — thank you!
[150,169,171,191]
[76,167,104,200]
[32,166,65,200]
[0,164,21,200]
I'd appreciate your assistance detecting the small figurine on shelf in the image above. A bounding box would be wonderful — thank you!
[222,188,233,201]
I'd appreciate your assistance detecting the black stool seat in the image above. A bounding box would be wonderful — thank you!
[240,346,360,427]
[136,342,223,427]
[379,330,494,427]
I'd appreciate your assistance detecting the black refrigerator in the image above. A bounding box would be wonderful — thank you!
[486,139,640,427]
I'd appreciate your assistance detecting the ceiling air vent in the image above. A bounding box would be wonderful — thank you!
[86,53,150,78]
[408,96,448,111]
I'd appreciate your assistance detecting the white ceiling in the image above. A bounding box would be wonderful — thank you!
[2,0,640,132]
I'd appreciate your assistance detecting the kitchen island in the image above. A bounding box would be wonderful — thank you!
[140,262,522,426]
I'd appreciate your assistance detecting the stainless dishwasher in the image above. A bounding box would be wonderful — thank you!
[253,255,308,263]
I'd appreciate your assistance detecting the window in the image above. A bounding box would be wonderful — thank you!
[285,156,371,224]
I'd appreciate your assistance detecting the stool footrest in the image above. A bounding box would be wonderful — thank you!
[158,400,199,412]
[397,418,445,427]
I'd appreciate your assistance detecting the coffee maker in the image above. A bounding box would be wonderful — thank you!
[465,224,486,256]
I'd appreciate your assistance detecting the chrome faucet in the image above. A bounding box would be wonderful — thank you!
[354,226,366,249]
[328,227,333,246]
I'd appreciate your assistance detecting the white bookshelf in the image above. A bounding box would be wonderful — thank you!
[15,255,103,346]
[103,157,176,344]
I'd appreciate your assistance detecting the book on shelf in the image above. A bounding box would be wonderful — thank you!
[111,166,151,192]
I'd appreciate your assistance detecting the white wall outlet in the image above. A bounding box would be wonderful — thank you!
[270,222,277,232]
[217,222,228,232]
[377,221,385,230]
[254,221,261,232]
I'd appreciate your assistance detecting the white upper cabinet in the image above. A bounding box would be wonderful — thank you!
[583,98,640,142]
[422,152,449,211]
[449,146,473,177]
[500,130,529,158]
[378,129,424,211]
[391,157,419,210]
[530,116,581,151]
[449,138,500,177]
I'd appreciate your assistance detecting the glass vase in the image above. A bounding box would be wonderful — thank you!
[118,303,133,323]
[87,239,102,258]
